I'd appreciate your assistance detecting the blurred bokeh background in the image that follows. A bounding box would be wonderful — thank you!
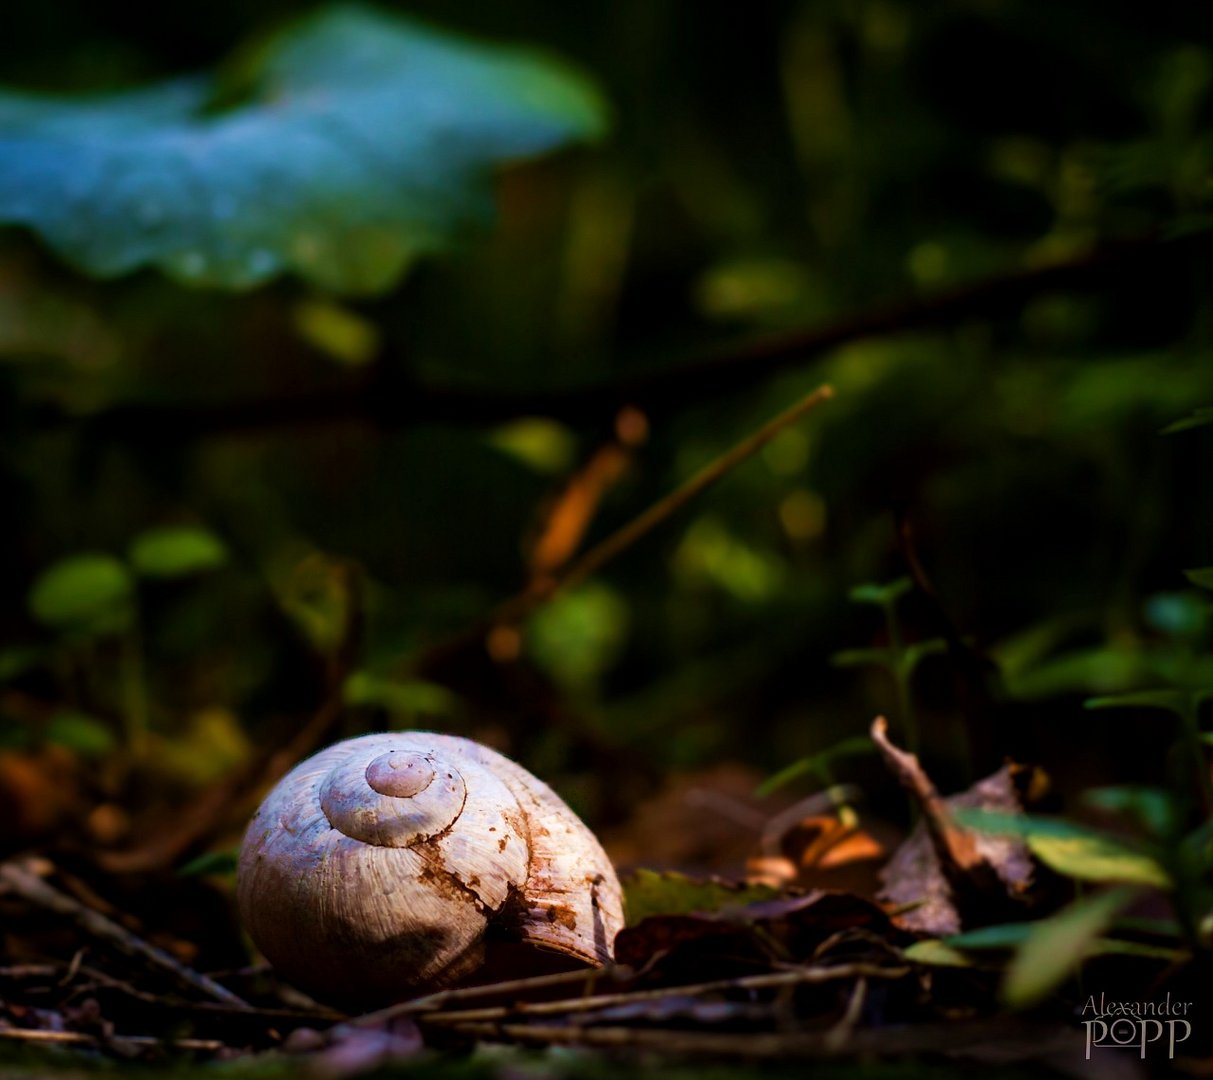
[3,0,1213,875]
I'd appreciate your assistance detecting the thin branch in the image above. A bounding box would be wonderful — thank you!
[0,1015,1076,1064]
[0,860,250,1010]
[416,963,908,1027]
[349,965,631,1028]
[27,232,1188,440]
[824,976,867,1052]
[430,1017,1078,1061]
[56,963,342,1023]
[494,383,834,624]
[0,1028,226,1053]
[605,233,1179,412]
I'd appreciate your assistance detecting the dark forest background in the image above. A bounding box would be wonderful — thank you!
[3,0,1213,888]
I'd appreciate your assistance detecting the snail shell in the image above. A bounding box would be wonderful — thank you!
[236,732,624,1003]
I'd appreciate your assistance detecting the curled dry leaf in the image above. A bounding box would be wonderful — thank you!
[748,811,892,895]
[525,415,644,578]
[871,718,1040,936]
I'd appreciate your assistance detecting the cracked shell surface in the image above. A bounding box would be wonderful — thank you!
[236,732,625,1004]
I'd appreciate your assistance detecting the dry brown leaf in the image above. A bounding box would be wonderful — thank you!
[873,718,1039,936]
[749,813,892,896]
[527,442,633,576]
[524,407,648,580]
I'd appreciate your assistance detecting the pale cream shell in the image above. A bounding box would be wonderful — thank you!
[236,732,624,1003]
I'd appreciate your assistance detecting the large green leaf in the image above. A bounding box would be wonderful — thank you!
[908,923,1180,971]
[954,809,1172,888]
[0,5,607,294]
[1002,888,1138,1008]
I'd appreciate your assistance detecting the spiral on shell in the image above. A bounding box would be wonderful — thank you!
[236,733,625,1003]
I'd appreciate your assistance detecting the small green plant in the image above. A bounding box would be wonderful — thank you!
[758,575,943,818]
[921,784,1207,1006]
[921,558,1213,1005]
[16,526,229,758]
[833,576,945,755]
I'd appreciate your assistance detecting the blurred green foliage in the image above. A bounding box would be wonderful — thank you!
[28,553,134,635]
[0,6,606,291]
[2,0,1213,840]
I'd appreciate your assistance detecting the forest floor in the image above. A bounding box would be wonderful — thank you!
[1,717,1202,1080]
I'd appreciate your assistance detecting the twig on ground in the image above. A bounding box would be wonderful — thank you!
[416,963,909,1027]
[350,965,631,1028]
[55,963,341,1023]
[0,860,250,1010]
[0,965,60,979]
[59,948,85,987]
[824,976,867,1052]
[427,1017,1083,1062]
[0,1027,226,1053]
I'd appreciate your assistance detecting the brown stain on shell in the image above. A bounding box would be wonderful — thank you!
[413,844,491,916]
[544,905,578,931]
